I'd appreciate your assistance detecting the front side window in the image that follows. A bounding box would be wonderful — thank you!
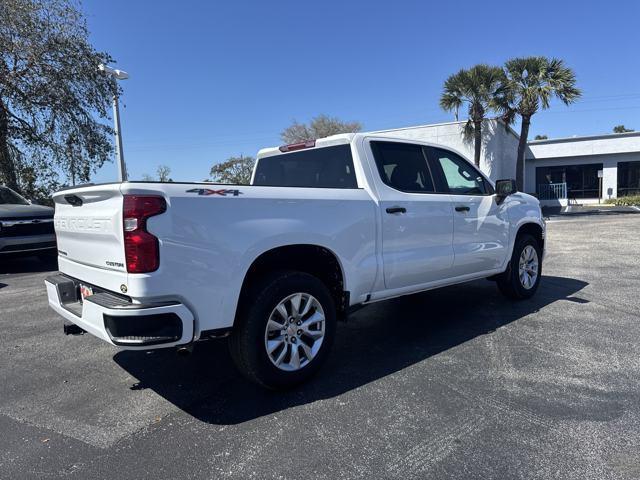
[429,148,487,195]
[0,186,29,205]
[253,144,357,188]
[370,141,435,193]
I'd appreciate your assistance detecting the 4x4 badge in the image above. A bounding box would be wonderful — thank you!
[186,188,243,196]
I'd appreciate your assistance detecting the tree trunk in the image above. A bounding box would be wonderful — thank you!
[473,120,482,168]
[515,116,531,191]
[0,99,20,192]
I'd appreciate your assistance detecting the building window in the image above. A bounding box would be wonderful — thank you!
[617,161,640,197]
[536,163,603,199]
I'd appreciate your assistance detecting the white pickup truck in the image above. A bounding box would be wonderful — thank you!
[46,133,545,388]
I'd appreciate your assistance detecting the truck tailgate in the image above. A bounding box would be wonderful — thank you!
[52,184,127,274]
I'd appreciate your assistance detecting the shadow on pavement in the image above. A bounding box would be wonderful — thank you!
[0,255,58,275]
[114,275,588,425]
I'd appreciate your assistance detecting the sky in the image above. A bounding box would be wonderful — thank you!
[83,0,640,183]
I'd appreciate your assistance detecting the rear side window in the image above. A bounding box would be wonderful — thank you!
[253,144,357,188]
[370,141,435,193]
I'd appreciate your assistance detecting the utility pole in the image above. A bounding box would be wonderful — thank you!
[112,92,126,181]
[98,64,129,182]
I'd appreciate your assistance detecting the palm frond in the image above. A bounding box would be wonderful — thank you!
[440,64,506,122]
[503,56,581,117]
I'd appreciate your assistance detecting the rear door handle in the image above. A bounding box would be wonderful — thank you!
[386,206,406,214]
[455,205,470,212]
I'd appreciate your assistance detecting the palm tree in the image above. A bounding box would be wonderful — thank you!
[501,57,581,190]
[440,64,507,167]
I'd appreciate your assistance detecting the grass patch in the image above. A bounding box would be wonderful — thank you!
[605,195,640,206]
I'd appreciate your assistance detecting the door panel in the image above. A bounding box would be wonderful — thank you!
[449,194,509,276]
[426,147,510,276]
[381,197,454,288]
[369,141,454,290]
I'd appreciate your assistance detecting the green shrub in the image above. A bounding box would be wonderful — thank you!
[604,195,640,206]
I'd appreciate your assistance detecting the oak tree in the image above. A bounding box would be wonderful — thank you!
[0,0,117,194]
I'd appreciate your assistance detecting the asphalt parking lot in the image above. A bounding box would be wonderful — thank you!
[2,209,640,479]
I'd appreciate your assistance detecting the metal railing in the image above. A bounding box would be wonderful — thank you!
[537,182,567,200]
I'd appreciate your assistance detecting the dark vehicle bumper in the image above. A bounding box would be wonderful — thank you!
[0,234,57,255]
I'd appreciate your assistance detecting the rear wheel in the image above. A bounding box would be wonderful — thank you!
[497,234,542,299]
[229,271,336,389]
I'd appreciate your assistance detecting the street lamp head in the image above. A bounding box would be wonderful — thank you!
[98,63,129,80]
[112,69,129,80]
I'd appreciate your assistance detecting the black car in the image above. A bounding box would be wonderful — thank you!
[0,186,56,259]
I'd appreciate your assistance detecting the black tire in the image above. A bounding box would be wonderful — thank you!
[228,271,337,389]
[497,234,542,300]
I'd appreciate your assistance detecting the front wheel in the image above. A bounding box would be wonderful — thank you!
[497,234,542,299]
[228,271,336,389]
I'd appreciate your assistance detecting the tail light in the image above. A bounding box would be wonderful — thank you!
[123,195,166,273]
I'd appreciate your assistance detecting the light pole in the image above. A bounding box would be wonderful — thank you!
[98,64,129,182]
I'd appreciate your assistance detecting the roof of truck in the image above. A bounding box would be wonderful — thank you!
[257,133,357,159]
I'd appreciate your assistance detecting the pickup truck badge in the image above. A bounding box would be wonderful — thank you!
[186,188,243,197]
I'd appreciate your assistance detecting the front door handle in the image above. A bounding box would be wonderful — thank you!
[386,206,406,214]
[455,205,470,212]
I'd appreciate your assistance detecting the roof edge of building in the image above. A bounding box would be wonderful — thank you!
[528,130,640,145]
[370,117,520,140]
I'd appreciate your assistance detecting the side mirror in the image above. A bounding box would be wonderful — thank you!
[495,179,517,202]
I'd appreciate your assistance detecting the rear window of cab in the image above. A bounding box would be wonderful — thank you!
[253,145,358,188]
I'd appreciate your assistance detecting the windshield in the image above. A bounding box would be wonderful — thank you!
[0,186,29,205]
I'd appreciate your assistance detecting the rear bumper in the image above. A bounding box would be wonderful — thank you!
[45,273,194,349]
[0,234,56,254]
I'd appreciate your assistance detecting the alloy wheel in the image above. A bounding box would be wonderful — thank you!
[518,245,539,290]
[264,293,326,371]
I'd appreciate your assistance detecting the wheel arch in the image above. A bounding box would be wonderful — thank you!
[516,222,545,252]
[236,244,348,323]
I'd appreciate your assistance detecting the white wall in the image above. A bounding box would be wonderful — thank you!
[528,132,640,159]
[371,119,519,182]
[603,156,619,199]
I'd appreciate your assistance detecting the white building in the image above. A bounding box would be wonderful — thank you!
[372,120,640,204]
[526,132,640,202]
